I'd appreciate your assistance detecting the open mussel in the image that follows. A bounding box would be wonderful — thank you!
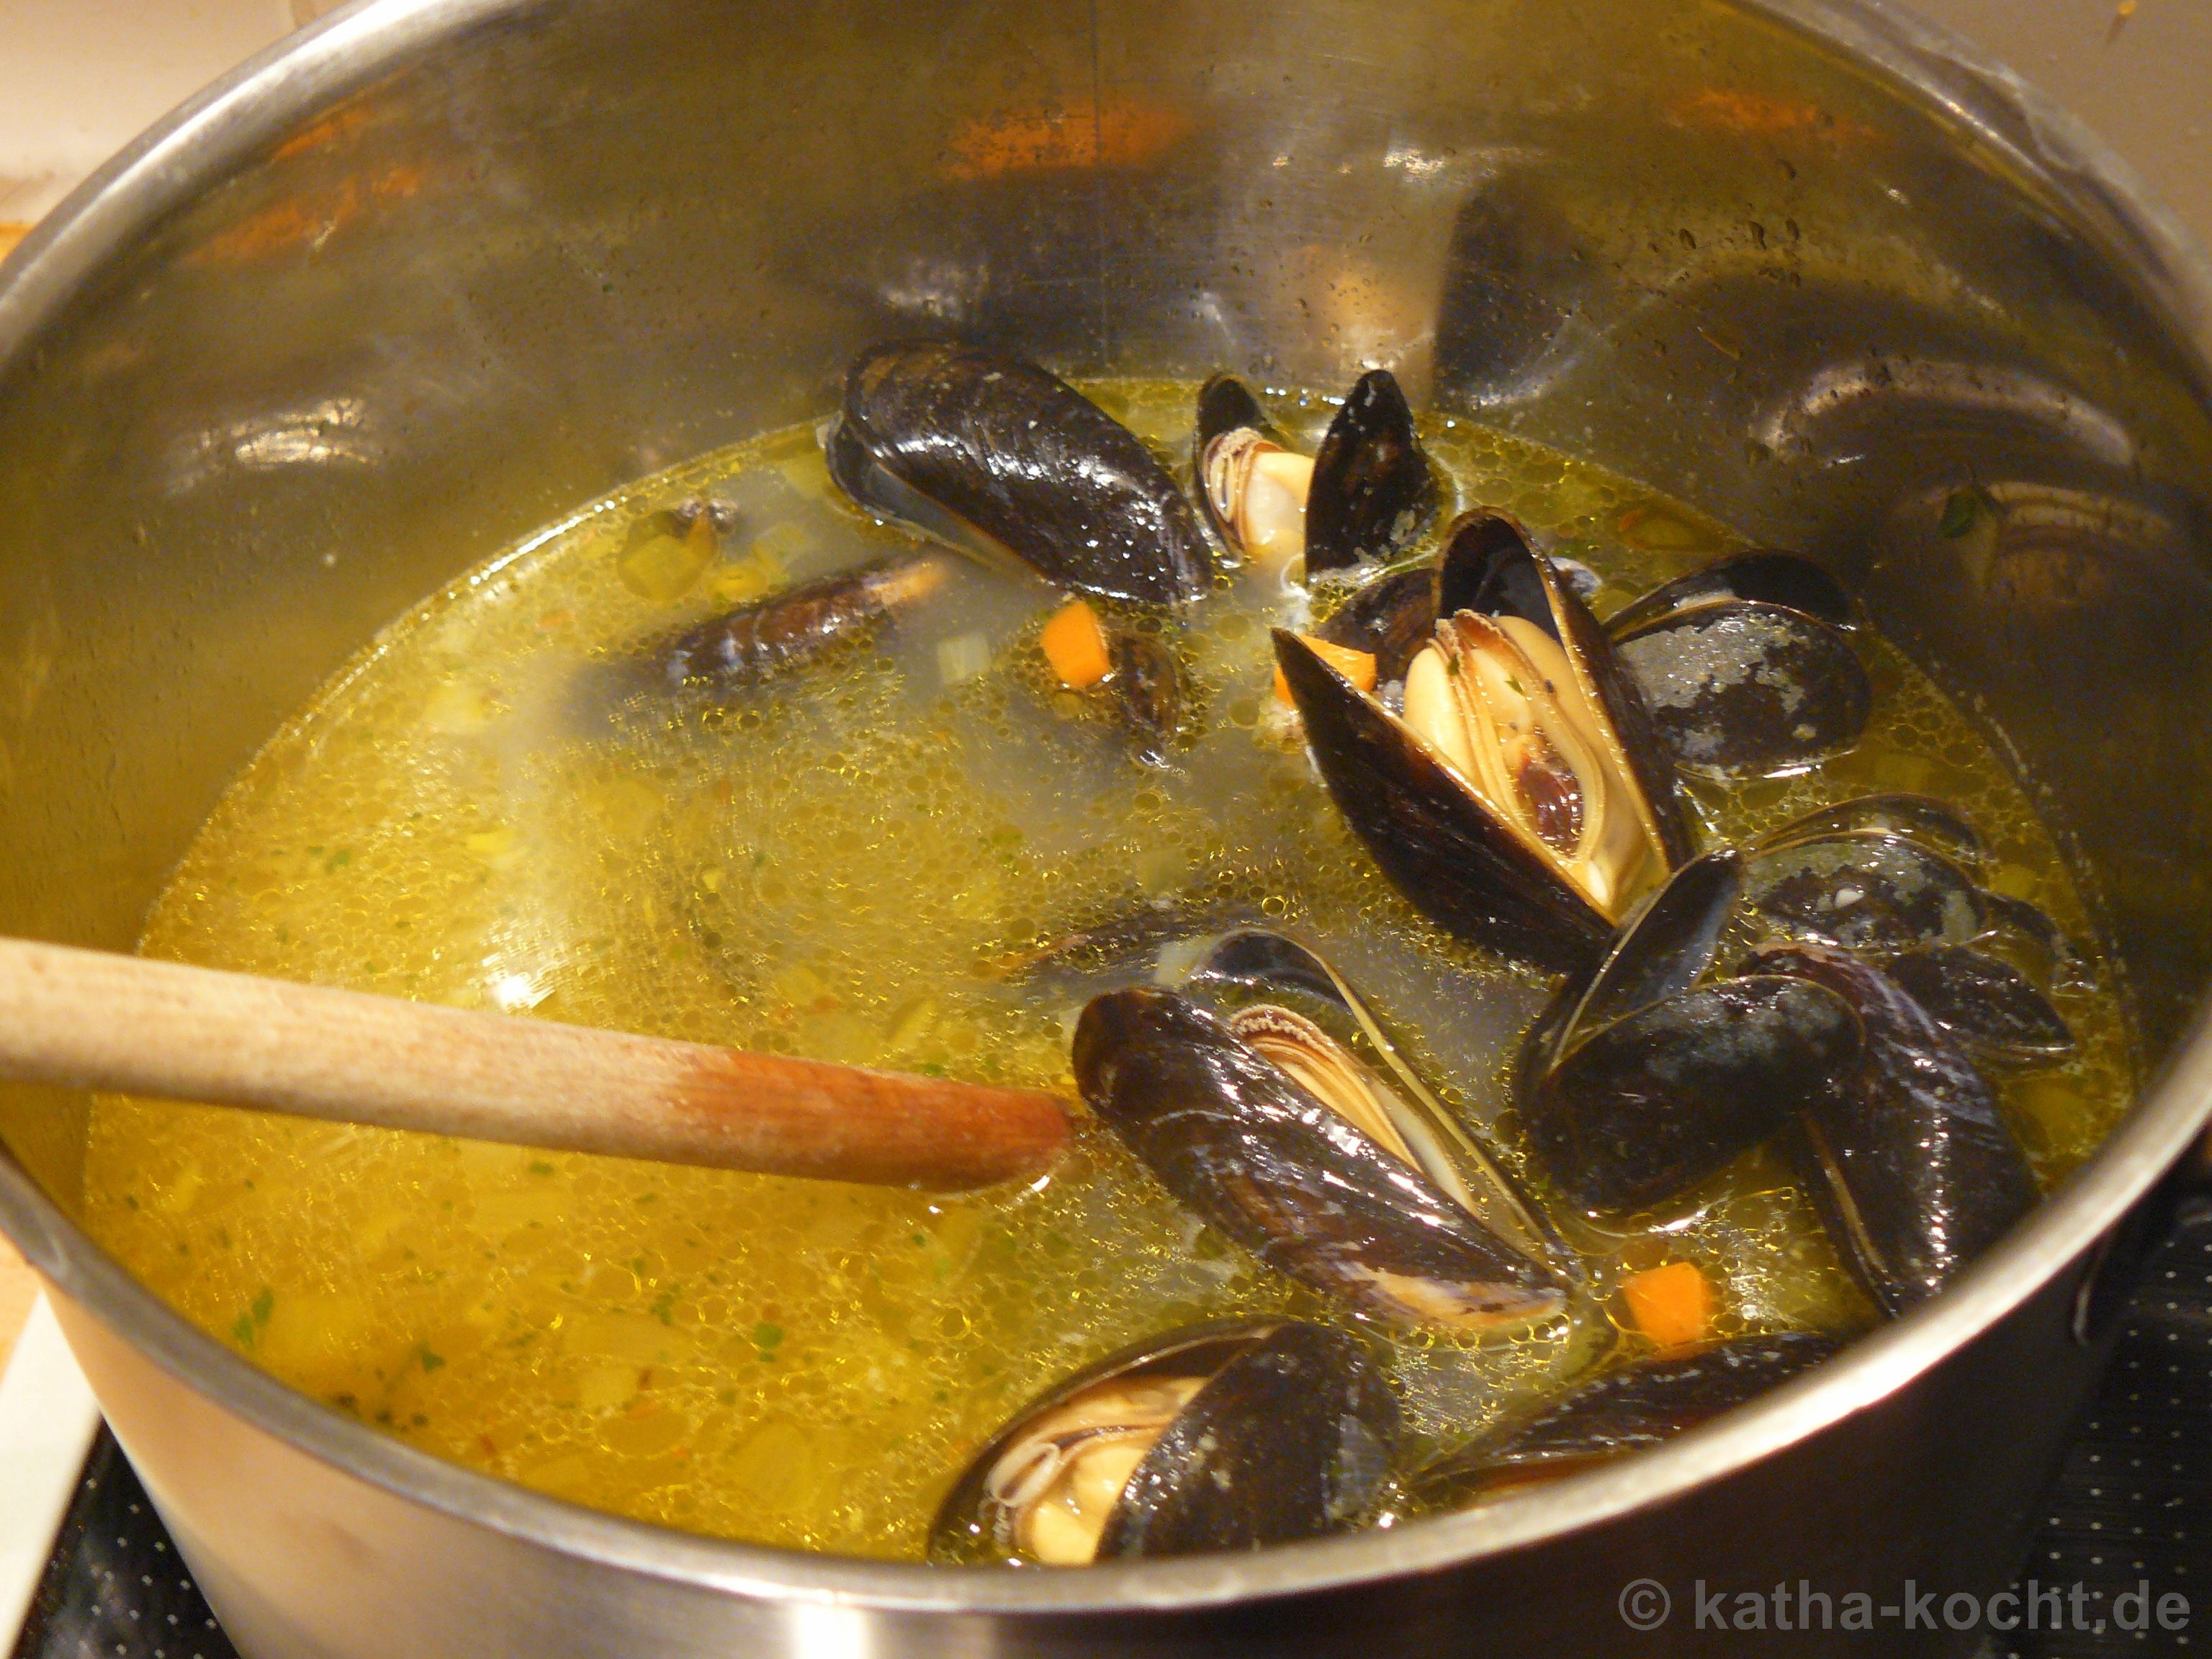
[1174,928,1568,1272]
[1075,986,1570,1328]
[1401,1332,1842,1511]
[1274,514,1690,971]
[930,1319,1398,1565]
[1195,374,1310,569]
[1755,942,2040,1314]
[1516,853,1862,1213]
[827,341,1213,604]
[1195,370,1436,574]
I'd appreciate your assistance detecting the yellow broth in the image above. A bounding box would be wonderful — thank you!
[83,383,2136,1557]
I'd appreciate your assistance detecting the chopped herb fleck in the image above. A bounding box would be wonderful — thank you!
[529,1161,555,1177]
[418,1344,446,1372]
[752,1321,785,1351]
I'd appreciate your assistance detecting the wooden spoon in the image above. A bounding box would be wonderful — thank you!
[0,937,1069,1191]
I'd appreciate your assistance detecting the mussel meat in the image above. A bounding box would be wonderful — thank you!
[1403,1332,1843,1511]
[929,1319,1398,1565]
[1755,942,2040,1313]
[1195,374,1311,568]
[827,341,1213,604]
[1274,515,1690,970]
[1194,369,1435,574]
[1074,986,1570,1328]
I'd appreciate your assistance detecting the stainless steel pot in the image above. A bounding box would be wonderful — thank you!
[3,1,2211,1653]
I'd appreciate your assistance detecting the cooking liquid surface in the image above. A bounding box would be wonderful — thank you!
[83,384,2136,1557]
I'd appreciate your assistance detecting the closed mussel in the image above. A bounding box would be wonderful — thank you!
[1074,986,1570,1328]
[1887,945,2074,1064]
[930,1319,1398,1565]
[645,554,949,694]
[1403,1332,1842,1511]
[1755,942,2039,1313]
[1606,550,1870,780]
[1740,799,2073,1025]
[1518,853,1863,1213]
[1274,513,1689,971]
[827,341,1213,604]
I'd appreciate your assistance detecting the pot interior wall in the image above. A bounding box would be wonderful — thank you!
[1,0,2209,1216]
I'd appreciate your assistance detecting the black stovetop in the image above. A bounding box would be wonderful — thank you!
[14,1208,2211,1659]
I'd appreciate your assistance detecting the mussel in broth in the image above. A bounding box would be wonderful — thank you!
[1174,927,1568,1272]
[644,553,950,693]
[930,1319,1398,1565]
[1195,369,1436,574]
[1887,945,2074,1064]
[1516,853,1863,1214]
[1075,987,1570,1329]
[826,341,1213,603]
[1402,1333,1842,1511]
[1303,369,1439,574]
[1755,942,2040,1314]
[1274,515,1689,970]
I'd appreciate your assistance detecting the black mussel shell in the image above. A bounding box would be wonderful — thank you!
[1435,508,1551,622]
[1614,600,1871,780]
[1524,975,1861,1214]
[1100,630,1184,763]
[1076,987,1570,1328]
[1755,943,2039,1314]
[986,892,1262,984]
[1405,1333,1843,1510]
[1888,945,2074,1064]
[1758,793,1987,871]
[1303,370,1437,574]
[1977,889,2074,973]
[929,1318,1398,1565]
[1315,566,1439,685]
[826,341,1213,604]
[1273,629,1612,973]
[1103,1322,1398,1559]
[1606,551,1854,637]
[1743,833,1983,956]
[1179,929,1569,1272]
[1527,850,1746,1080]
[645,554,948,695]
[1436,512,1696,871]
[1195,372,1286,451]
[1192,372,1295,557]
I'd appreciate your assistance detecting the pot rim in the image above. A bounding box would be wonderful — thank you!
[3,0,2211,1617]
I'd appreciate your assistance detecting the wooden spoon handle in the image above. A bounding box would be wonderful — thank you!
[0,938,1070,1191]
